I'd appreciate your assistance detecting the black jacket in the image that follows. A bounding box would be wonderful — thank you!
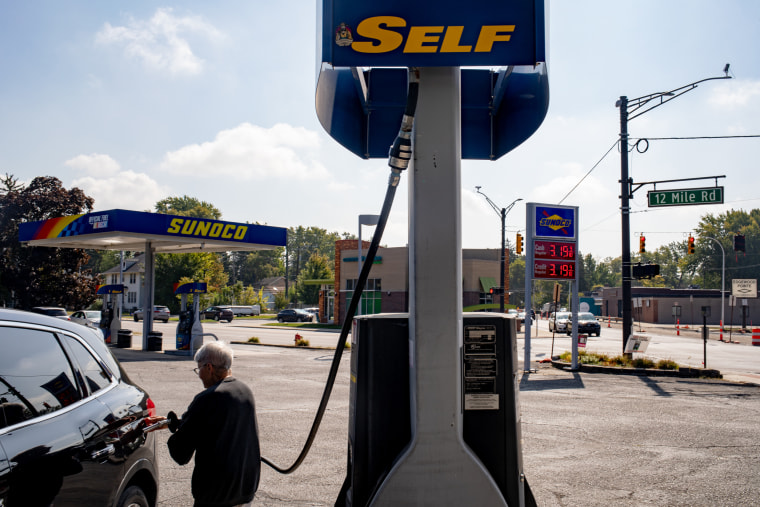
[168,377,261,507]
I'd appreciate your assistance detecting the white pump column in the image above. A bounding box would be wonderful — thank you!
[371,67,506,506]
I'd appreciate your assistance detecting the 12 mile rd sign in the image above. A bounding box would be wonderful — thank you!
[648,187,724,207]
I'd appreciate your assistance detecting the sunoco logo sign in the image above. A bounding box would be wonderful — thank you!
[535,206,576,239]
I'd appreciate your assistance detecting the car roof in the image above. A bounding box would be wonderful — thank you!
[0,308,120,377]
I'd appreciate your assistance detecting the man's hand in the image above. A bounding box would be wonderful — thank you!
[143,416,169,432]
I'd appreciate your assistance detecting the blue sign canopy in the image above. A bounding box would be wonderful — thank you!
[319,0,546,68]
[19,209,287,253]
[316,64,549,160]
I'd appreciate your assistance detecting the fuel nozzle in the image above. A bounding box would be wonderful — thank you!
[387,68,419,184]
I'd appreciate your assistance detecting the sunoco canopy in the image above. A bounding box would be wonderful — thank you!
[18,209,287,253]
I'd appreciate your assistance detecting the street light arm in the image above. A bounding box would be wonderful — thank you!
[475,187,503,217]
[625,75,732,122]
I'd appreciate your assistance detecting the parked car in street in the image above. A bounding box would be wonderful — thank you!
[276,308,314,323]
[70,309,102,329]
[568,312,601,336]
[549,311,572,333]
[31,306,70,320]
[133,305,170,323]
[304,307,320,322]
[229,305,261,317]
[0,308,160,506]
[200,306,234,322]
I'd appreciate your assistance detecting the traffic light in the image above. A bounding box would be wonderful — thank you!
[632,263,660,279]
[515,233,523,255]
[734,234,746,252]
[489,287,504,295]
[687,236,695,254]
[639,235,646,253]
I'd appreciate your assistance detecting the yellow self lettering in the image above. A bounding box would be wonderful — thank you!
[353,16,405,53]
[222,224,235,239]
[440,26,472,53]
[404,26,443,53]
[168,218,182,234]
[195,221,211,236]
[474,25,515,52]
[233,226,247,240]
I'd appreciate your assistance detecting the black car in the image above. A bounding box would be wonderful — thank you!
[276,309,314,323]
[200,306,234,322]
[567,312,602,337]
[0,308,159,506]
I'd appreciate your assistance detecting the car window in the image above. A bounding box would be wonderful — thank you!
[64,336,112,395]
[0,327,82,427]
[579,313,595,320]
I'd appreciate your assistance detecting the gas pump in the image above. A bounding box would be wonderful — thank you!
[96,284,124,343]
[174,282,206,352]
[342,313,533,506]
[99,303,114,343]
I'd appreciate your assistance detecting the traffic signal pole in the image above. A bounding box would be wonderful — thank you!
[616,70,731,355]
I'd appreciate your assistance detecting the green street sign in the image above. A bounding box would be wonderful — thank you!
[647,187,724,207]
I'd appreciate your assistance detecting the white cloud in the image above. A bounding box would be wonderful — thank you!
[95,7,223,76]
[709,79,760,108]
[72,171,169,212]
[65,153,120,177]
[160,123,329,180]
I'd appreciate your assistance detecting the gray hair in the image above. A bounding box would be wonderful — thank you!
[194,341,233,370]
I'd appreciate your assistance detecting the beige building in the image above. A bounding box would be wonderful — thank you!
[325,240,508,324]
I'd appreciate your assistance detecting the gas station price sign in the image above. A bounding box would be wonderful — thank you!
[533,259,575,280]
[534,240,575,261]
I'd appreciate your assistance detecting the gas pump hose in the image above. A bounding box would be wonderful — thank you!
[261,68,419,474]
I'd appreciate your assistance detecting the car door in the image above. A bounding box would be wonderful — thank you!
[0,325,125,505]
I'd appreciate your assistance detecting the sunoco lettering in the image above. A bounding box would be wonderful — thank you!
[539,218,572,228]
[167,218,248,240]
[351,16,515,54]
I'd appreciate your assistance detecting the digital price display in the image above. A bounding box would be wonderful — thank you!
[534,260,575,280]
[534,240,576,261]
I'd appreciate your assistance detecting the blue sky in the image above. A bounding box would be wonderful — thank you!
[1,1,758,259]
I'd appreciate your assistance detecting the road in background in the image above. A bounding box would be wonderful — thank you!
[119,316,760,384]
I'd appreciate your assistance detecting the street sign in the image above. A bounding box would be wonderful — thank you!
[732,279,757,298]
[647,187,724,207]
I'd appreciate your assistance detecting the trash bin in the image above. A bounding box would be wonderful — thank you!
[116,329,132,348]
[147,331,163,351]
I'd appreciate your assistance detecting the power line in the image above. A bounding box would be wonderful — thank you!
[634,134,760,141]
[558,140,618,204]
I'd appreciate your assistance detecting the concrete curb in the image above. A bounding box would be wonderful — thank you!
[549,360,722,379]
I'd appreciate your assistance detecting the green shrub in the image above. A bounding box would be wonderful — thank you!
[656,359,679,370]
[295,338,310,347]
[248,336,260,343]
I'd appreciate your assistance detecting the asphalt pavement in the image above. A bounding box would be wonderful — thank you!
[111,317,760,506]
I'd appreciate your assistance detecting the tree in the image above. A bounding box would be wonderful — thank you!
[0,175,98,309]
[226,249,284,286]
[286,226,345,282]
[153,196,227,311]
[296,253,333,304]
[155,196,221,219]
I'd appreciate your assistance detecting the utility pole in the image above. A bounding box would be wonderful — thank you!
[616,67,731,354]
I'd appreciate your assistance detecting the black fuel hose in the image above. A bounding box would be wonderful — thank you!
[261,68,419,474]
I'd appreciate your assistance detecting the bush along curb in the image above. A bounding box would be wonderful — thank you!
[550,360,722,379]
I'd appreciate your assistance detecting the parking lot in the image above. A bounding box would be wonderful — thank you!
[113,336,760,506]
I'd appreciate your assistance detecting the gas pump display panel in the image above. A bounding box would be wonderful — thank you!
[320,0,547,68]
